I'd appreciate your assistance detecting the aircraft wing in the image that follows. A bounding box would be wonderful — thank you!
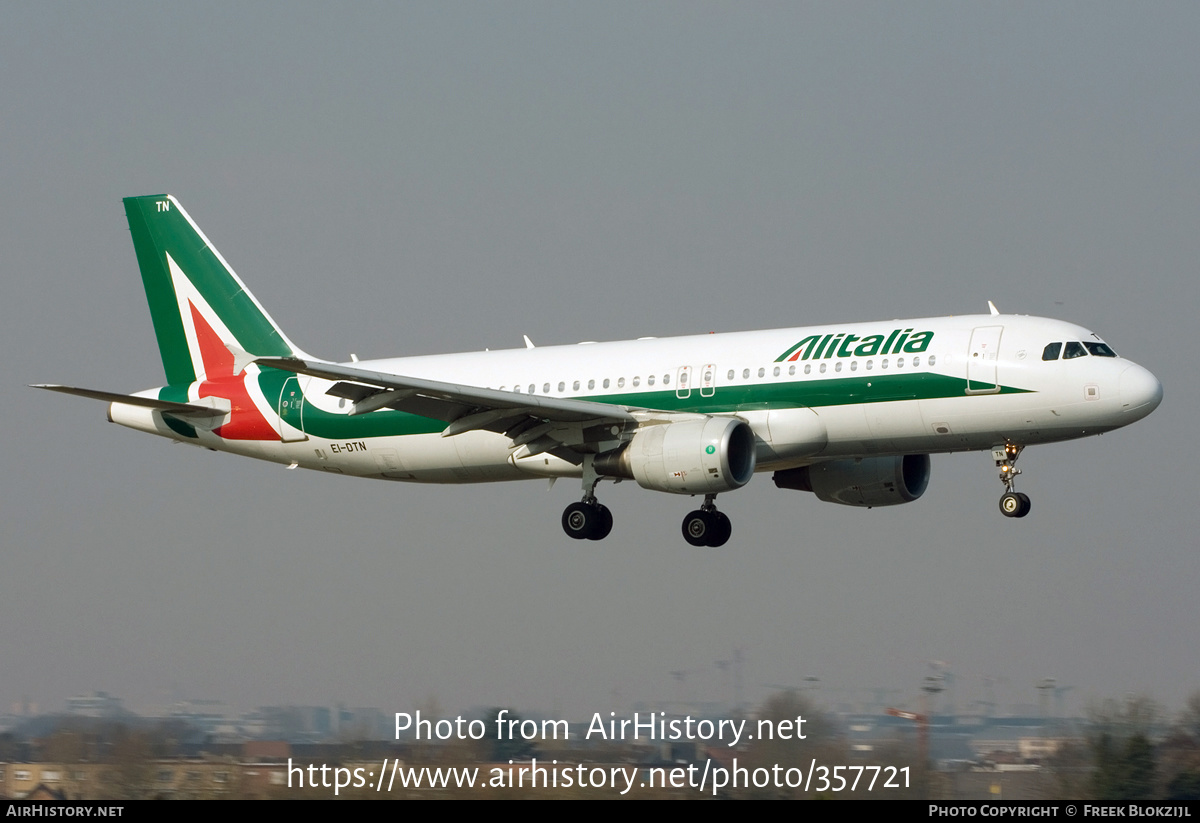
[257,357,639,462]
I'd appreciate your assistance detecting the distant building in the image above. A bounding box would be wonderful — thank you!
[65,692,127,719]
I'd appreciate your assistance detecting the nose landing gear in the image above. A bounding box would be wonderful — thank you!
[999,491,1031,517]
[994,443,1031,518]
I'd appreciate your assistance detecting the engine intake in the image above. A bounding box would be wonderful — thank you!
[596,417,756,495]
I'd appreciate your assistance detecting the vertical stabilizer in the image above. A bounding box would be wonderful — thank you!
[123,194,308,385]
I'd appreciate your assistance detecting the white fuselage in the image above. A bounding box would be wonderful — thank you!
[111,313,1163,485]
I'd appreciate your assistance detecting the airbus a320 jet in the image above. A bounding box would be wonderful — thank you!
[36,195,1163,546]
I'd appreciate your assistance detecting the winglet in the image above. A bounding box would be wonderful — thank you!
[523,335,536,349]
[988,300,1000,316]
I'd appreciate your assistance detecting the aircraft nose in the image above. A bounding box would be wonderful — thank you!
[1118,363,1163,419]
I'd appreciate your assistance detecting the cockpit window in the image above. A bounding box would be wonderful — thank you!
[1084,342,1117,357]
[1042,342,1062,361]
[1063,341,1088,359]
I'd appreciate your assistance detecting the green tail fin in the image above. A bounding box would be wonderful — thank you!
[123,194,306,385]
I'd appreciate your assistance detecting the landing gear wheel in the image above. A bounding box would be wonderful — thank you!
[994,443,1031,519]
[563,502,596,539]
[562,501,613,540]
[999,492,1031,518]
[682,510,714,547]
[587,504,613,541]
[708,511,732,547]
[681,509,732,547]
[563,455,614,541]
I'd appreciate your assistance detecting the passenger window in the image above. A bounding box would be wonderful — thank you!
[1042,342,1062,361]
[529,384,536,394]
[727,369,735,380]
[928,355,936,366]
[573,380,580,391]
[557,382,565,393]
[834,362,842,373]
[865,360,873,371]
[663,374,670,385]
[850,361,857,371]
[1084,342,1117,357]
[897,357,905,368]
[881,359,889,369]
[632,376,640,387]
[804,364,812,375]
[912,356,920,367]
[788,365,795,376]
[1064,342,1087,359]
[773,366,780,377]
[543,383,550,394]
[819,363,827,374]
[587,379,595,390]
[757,367,765,378]
[617,377,625,388]
[743,368,750,379]
[603,378,610,389]
[647,375,655,386]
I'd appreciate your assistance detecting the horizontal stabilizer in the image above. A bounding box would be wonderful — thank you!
[31,384,230,418]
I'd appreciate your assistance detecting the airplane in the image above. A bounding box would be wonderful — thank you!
[35,194,1163,547]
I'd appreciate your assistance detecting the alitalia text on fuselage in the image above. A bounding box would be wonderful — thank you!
[776,327,934,363]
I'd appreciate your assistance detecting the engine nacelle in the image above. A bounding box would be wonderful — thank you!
[596,417,757,495]
[772,454,930,507]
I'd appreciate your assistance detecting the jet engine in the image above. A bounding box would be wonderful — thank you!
[596,417,756,495]
[772,454,930,507]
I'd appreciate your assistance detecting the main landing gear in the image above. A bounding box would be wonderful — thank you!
[561,500,613,540]
[559,459,734,545]
[682,494,732,548]
[994,443,1031,518]
[562,456,614,541]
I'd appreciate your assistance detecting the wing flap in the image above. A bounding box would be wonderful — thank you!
[257,356,639,462]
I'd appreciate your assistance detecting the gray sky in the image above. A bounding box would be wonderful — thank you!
[4,2,1197,721]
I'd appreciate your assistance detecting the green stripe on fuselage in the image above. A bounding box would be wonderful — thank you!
[260,370,1031,441]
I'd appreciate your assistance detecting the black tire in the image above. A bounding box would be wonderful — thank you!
[562,502,595,539]
[682,509,714,547]
[1016,492,1031,518]
[999,492,1023,518]
[587,504,613,540]
[707,511,732,547]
